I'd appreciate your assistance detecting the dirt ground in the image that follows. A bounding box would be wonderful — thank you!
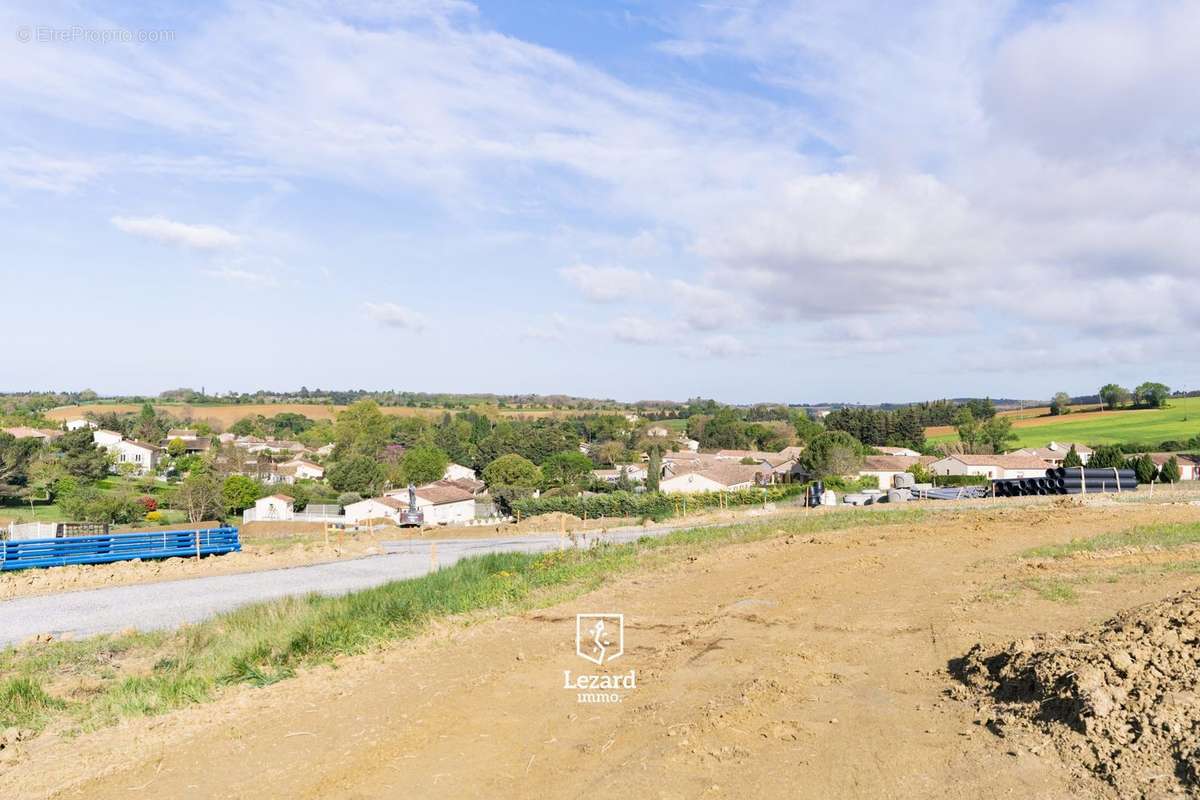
[5,500,1200,799]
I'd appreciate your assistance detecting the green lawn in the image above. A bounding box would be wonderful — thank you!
[0,502,63,524]
[0,476,175,525]
[928,396,1200,448]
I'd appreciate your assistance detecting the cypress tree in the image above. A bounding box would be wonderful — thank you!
[1062,445,1083,468]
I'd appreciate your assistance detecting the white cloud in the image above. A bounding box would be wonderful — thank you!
[700,334,750,358]
[560,264,656,303]
[112,216,241,250]
[667,280,746,331]
[364,302,428,331]
[522,312,569,342]
[610,315,662,345]
[204,264,278,287]
[0,148,100,193]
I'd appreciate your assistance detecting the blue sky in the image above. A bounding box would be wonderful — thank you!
[2,0,1198,403]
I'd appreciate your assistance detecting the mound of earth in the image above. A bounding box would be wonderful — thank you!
[953,589,1200,798]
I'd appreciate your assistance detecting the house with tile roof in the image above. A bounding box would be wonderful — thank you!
[659,462,764,494]
[929,454,1052,479]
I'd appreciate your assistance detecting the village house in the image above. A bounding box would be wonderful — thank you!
[1011,441,1093,465]
[1147,453,1200,481]
[659,462,764,494]
[343,496,409,525]
[929,454,1052,480]
[443,463,477,481]
[645,425,670,438]
[166,428,200,441]
[439,477,487,496]
[858,455,938,490]
[164,435,211,454]
[592,463,650,484]
[92,429,124,447]
[678,437,700,452]
[661,452,723,476]
[2,426,62,440]
[65,418,97,431]
[873,446,921,458]
[252,494,295,521]
[370,482,477,525]
[713,448,803,482]
[234,436,306,455]
[112,440,161,474]
[276,458,325,482]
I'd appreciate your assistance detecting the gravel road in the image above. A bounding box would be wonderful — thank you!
[0,525,687,647]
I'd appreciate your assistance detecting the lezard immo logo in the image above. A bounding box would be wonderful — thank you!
[575,613,624,665]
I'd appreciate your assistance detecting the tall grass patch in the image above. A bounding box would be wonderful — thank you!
[1022,522,1200,560]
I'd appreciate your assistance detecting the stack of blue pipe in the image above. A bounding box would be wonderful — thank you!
[0,527,240,571]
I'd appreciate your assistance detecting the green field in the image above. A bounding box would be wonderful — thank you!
[928,396,1200,448]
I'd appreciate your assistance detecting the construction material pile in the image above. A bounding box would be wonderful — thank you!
[953,589,1200,797]
[993,467,1139,498]
[911,485,988,501]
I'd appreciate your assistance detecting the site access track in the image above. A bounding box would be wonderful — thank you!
[0,521,730,647]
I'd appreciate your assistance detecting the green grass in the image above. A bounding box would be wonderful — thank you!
[928,396,1200,447]
[1021,522,1200,559]
[1020,577,1079,603]
[0,507,927,736]
[0,501,63,524]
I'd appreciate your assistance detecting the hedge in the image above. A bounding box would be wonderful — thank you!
[510,484,808,522]
[931,474,990,487]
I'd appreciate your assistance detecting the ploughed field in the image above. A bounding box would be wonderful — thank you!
[44,402,590,425]
[5,497,1200,799]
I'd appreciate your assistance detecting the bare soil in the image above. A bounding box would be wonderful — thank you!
[4,501,1200,799]
[954,589,1200,798]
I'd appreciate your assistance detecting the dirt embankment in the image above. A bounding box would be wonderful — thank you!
[954,589,1200,798]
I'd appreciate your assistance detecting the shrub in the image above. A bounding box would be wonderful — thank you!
[510,484,807,521]
[932,474,989,487]
[139,495,158,512]
[60,488,146,524]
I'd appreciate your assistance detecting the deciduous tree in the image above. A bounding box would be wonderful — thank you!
[1134,382,1170,409]
[1099,384,1131,410]
[398,445,450,486]
[1050,392,1071,416]
[800,431,864,477]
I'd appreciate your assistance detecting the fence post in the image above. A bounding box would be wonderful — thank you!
[195,528,201,561]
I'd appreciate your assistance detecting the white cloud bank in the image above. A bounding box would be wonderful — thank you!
[111,216,241,250]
